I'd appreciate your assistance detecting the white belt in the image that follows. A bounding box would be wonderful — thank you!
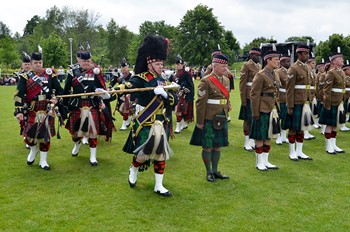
[279,88,286,93]
[207,99,227,105]
[346,88,350,92]
[246,82,252,87]
[331,88,345,93]
[295,85,315,90]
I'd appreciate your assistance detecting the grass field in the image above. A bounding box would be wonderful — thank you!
[1,79,350,231]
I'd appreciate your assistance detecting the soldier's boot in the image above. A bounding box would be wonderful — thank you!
[289,143,298,161]
[39,151,50,170]
[304,130,315,140]
[243,136,253,151]
[154,173,172,197]
[325,138,336,154]
[82,136,89,145]
[331,138,344,153]
[120,120,128,131]
[256,153,267,171]
[296,142,313,160]
[180,119,188,130]
[262,152,278,169]
[72,141,81,157]
[275,133,282,145]
[128,165,139,188]
[281,130,289,143]
[89,147,98,166]
[125,116,132,127]
[27,145,38,165]
[174,122,182,134]
[340,124,350,132]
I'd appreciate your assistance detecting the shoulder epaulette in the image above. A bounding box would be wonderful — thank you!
[19,72,28,80]
[137,72,151,82]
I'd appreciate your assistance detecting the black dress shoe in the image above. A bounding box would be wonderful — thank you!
[206,173,216,182]
[155,190,172,197]
[40,165,51,170]
[298,156,313,160]
[90,161,98,166]
[72,153,78,157]
[27,159,35,165]
[213,172,230,179]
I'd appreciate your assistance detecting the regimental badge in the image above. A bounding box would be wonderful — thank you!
[46,68,52,75]
[198,89,206,97]
[288,74,294,79]
[125,81,133,88]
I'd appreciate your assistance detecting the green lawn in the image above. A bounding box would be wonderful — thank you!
[1,80,349,231]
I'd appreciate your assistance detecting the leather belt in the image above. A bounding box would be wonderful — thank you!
[246,82,252,87]
[261,92,276,97]
[331,88,345,93]
[295,85,315,90]
[207,99,227,105]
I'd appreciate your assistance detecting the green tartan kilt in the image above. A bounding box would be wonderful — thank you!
[190,119,228,148]
[238,99,252,122]
[282,104,303,131]
[279,102,287,125]
[249,112,270,140]
[319,105,338,126]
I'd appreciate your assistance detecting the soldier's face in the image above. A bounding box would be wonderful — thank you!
[251,54,260,63]
[148,61,163,75]
[281,59,291,69]
[213,63,228,76]
[121,65,129,73]
[31,60,43,73]
[176,63,184,71]
[22,62,31,71]
[267,57,280,69]
[317,65,325,73]
[344,68,350,75]
[81,59,92,70]
[298,51,309,63]
[332,56,344,67]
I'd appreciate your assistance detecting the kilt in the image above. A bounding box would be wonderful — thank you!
[24,100,56,142]
[176,97,194,122]
[319,105,339,126]
[249,112,269,140]
[189,119,228,148]
[279,102,287,126]
[66,99,100,138]
[282,104,303,131]
[238,99,252,122]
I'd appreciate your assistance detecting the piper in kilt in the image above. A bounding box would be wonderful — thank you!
[63,51,109,166]
[282,44,313,161]
[14,50,64,170]
[110,59,133,131]
[239,48,262,151]
[190,54,230,182]
[275,53,291,144]
[250,50,281,171]
[121,35,178,197]
[319,49,346,154]
[173,56,194,134]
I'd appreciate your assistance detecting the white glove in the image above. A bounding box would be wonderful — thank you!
[95,88,111,99]
[154,86,168,99]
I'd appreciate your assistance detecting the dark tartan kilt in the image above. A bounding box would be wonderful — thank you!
[279,102,287,125]
[190,119,228,148]
[123,114,170,154]
[176,97,194,122]
[238,99,252,122]
[319,105,338,126]
[65,99,100,136]
[24,100,56,139]
[317,101,323,116]
[24,110,56,139]
[249,112,269,140]
[282,104,303,131]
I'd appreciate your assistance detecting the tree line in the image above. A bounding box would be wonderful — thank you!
[0,4,350,72]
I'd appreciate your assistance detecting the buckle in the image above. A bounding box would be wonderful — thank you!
[306,85,310,90]
[220,99,227,104]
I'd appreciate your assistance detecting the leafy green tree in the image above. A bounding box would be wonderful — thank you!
[224,30,240,62]
[0,35,19,69]
[23,15,41,36]
[0,21,11,38]
[242,37,272,57]
[177,4,226,65]
[40,33,69,68]
[285,36,314,43]
[315,33,350,63]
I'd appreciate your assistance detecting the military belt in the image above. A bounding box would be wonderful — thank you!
[207,99,227,105]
